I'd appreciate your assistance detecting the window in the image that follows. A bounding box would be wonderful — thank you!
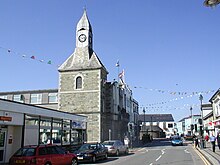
[13,94,25,103]
[31,94,42,104]
[0,95,7,99]
[76,76,82,89]
[48,93,58,103]
[168,123,173,128]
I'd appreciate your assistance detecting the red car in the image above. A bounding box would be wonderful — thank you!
[9,145,78,165]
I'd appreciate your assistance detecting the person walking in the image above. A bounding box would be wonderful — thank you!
[194,136,199,148]
[217,132,220,150]
[124,136,130,148]
[210,133,216,152]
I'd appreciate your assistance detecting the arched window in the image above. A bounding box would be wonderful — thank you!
[76,76,82,89]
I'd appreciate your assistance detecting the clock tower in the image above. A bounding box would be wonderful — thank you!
[76,10,93,53]
[58,10,108,142]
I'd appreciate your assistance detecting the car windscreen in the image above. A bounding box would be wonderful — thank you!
[79,144,97,151]
[103,142,114,145]
[13,148,36,157]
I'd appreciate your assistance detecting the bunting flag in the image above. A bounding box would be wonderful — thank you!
[119,69,124,78]
[0,46,60,68]
[115,60,120,67]
[47,60,52,64]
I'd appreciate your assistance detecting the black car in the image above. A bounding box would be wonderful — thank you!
[74,142,108,163]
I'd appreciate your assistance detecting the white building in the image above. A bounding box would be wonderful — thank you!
[0,98,86,163]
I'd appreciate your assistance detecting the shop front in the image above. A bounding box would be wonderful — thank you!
[0,99,87,164]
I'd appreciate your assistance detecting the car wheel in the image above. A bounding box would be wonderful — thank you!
[104,153,108,159]
[44,162,51,165]
[71,158,78,165]
[125,148,129,155]
[92,156,96,163]
[116,150,119,156]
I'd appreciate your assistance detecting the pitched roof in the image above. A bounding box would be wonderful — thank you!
[139,114,174,122]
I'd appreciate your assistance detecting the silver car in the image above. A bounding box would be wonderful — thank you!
[103,140,129,156]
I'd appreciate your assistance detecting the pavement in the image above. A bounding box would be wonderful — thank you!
[194,141,220,165]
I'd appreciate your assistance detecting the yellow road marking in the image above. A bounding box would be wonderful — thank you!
[194,148,211,165]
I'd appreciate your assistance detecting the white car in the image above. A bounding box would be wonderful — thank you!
[103,140,129,156]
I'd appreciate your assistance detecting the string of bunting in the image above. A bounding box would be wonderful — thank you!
[132,86,215,96]
[0,46,61,68]
[139,104,200,112]
[138,90,213,108]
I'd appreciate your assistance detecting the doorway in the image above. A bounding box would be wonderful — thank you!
[0,129,7,163]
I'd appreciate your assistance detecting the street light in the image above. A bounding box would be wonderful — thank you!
[143,107,146,131]
[204,0,220,7]
[199,94,204,148]
[190,107,193,135]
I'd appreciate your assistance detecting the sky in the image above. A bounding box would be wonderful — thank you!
[0,0,219,122]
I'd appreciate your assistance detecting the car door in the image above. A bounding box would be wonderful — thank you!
[47,146,66,165]
[99,144,106,158]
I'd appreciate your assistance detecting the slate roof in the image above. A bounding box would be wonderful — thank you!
[139,114,174,122]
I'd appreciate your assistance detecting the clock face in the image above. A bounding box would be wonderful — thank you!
[78,34,87,42]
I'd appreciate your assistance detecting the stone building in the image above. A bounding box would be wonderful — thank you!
[58,10,108,142]
[58,10,139,142]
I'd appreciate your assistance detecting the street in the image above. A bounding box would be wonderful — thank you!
[79,139,206,165]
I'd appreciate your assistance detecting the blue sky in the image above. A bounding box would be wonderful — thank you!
[0,0,219,122]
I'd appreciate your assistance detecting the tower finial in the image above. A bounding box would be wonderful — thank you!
[83,5,86,12]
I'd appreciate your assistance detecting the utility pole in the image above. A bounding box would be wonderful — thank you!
[190,107,193,135]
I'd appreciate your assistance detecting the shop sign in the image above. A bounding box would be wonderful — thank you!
[214,120,220,126]
[0,116,12,121]
[72,121,86,129]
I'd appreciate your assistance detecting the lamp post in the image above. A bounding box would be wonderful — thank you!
[190,106,193,135]
[143,107,146,132]
[204,0,220,7]
[199,94,204,148]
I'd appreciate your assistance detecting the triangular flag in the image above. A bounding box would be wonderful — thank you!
[31,56,35,59]
[47,60,52,64]
[7,49,11,53]
[115,60,119,67]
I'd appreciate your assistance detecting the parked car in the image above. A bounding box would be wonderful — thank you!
[73,142,108,163]
[171,136,183,146]
[102,140,129,156]
[9,145,78,165]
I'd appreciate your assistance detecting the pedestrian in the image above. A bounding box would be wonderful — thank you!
[205,134,209,142]
[124,136,130,148]
[194,136,199,148]
[217,132,220,150]
[210,133,216,152]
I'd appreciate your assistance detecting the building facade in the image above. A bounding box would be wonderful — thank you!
[139,114,174,138]
[0,98,86,163]
[58,10,138,142]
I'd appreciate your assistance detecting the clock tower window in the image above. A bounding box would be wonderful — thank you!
[76,76,82,89]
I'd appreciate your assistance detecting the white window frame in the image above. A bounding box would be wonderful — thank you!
[48,93,58,103]
[0,95,8,99]
[13,94,24,103]
[31,94,42,104]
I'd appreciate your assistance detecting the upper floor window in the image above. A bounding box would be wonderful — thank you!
[13,94,25,103]
[168,123,173,128]
[76,76,82,89]
[48,93,58,103]
[31,94,42,104]
[0,95,8,99]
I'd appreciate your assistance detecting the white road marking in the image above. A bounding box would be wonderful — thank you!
[161,149,165,155]
[155,155,162,161]
[149,163,153,165]
[184,149,190,154]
